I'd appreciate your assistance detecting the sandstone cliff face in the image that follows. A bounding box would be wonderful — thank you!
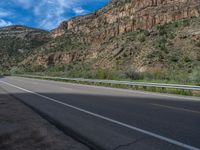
[52,0,200,42]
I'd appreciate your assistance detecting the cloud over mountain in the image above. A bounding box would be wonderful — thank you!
[0,19,12,27]
[0,0,109,30]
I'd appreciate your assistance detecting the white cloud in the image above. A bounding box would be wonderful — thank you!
[0,9,12,17]
[14,0,34,9]
[0,19,12,27]
[33,0,83,29]
[6,0,108,29]
[73,7,89,15]
[34,0,67,29]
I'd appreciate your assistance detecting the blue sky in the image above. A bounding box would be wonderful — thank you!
[0,0,110,30]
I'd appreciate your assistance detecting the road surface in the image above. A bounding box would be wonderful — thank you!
[0,76,200,150]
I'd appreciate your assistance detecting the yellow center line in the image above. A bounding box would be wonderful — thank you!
[151,103,200,114]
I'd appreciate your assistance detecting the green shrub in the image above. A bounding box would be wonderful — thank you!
[197,53,200,61]
[182,19,190,27]
[157,25,167,36]
[170,55,179,62]
[124,70,141,80]
[184,56,191,63]
[138,34,146,42]
[10,67,22,74]
[195,42,200,47]
[47,65,65,72]
[95,68,116,80]
[30,65,46,72]
[189,66,200,85]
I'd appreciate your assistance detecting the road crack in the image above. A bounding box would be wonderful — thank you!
[112,137,145,150]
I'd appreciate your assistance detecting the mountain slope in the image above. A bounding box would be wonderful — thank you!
[0,25,50,72]
[1,0,200,83]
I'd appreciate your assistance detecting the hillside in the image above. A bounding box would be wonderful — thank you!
[0,25,50,72]
[1,0,200,84]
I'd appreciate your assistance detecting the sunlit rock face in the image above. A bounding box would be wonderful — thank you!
[12,0,200,73]
[52,0,200,41]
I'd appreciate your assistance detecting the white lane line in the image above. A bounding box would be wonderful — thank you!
[0,80,199,150]
[151,103,200,114]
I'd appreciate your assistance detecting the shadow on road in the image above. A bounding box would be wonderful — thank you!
[0,90,200,150]
[0,91,89,150]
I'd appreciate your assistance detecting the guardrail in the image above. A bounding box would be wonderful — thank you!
[17,75,200,91]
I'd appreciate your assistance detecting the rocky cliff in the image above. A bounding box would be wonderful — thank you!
[27,0,200,71]
[52,0,200,41]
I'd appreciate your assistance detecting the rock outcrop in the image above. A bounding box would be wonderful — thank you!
[52,0,200,42]
[0,25,49,41]
[29,0,200,72]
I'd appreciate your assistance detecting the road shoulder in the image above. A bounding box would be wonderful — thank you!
[0,87,90,150]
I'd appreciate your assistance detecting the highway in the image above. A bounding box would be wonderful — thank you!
[0,76,200,150]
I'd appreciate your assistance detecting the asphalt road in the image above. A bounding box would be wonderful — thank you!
[0,76,200,150]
